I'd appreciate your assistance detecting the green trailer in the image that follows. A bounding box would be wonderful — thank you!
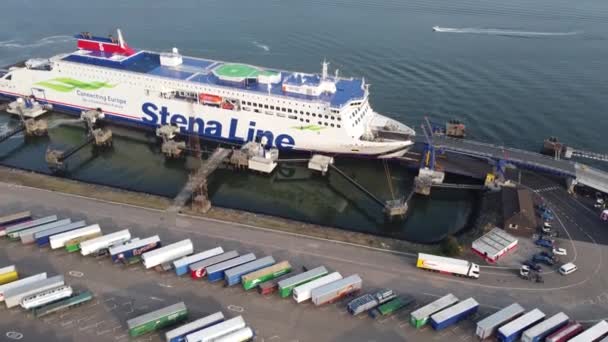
[277,266,328,298]
[127,302,188,337]
[33,291,94,318]
[410,293,459,328]
[64,232,102,253]
[242,261,292,291]
[370,296,414,319]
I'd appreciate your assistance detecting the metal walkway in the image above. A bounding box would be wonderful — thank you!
[567,148,608,162]
[419,135,608,194]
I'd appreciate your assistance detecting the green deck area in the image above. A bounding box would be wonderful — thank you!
[213,63,278,81]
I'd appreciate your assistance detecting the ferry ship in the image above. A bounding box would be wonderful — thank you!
[0,30,415,158]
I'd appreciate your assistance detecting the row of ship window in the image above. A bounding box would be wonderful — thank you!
[242,106,341,128]
[243,101,341,121]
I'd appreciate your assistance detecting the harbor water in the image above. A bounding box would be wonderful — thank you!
[1,0,607,242]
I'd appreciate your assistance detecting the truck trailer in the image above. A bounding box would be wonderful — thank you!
[278,266,328,298]
[33,291,94,318]
[568,320,608,342]
[410,293,459,328]
[49,224,101,249]
[185,315,246,342]
[522,312,569,342]
[12,218,72,242]
[80,229,131,256]
[110,235,162,264]
[292,272,342,303]
[164,311,224,342]
[34,221,89,247]
[0,265,18,285]
[476,303,525,339]
[0,211,31,229]
[497,308,545,342]
[20,285,73,310]
[242,261,292,291]
[64,232,103,253]
[206,253,256,283]
[224,256,275,287]
[141,239,193,269]
[347,289,397,316]
[1,215,57,237]
[416,253,480,279]
[546,322,584,342]
[172,247,224,276]
[369,295,415,319]
[430,297,479,331]
[311,274,362,306]
[4,275,65,308]
[257,272,294,295]
[214,327,254,342]
[189,251,239,279]
[127,302,188,337]
[0,273,47,301]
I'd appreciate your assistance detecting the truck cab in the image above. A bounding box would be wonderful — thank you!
[469,264,480,278]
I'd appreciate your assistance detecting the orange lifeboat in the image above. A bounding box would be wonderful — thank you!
[199,93,222,104]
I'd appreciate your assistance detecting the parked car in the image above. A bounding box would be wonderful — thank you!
[540,251,558,262]
[523,260,542,272]
[542,211,554,221]
[533,254,555,266]
[553,247,567,256]
[559,262,578,275]
[535,238,554,248]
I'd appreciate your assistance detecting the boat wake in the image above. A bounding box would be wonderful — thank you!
[0,35,74,49]
[432,26,581,37]
[252,41,270,52]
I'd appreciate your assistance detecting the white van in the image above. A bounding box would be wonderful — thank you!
[558,263,577,275]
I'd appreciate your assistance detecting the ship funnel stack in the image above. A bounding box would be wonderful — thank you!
[117,29,125,48]
[322,60,329,80]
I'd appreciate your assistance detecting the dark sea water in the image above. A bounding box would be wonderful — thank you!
[1,0,607,242]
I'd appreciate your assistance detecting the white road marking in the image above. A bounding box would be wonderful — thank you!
[227,304,244,313]
[5,332,23,340]
[68,270,84,278]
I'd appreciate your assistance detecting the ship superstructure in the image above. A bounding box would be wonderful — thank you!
[0,30,415,157]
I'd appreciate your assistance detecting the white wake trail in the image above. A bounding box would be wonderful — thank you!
[0,35,74,49]
[432,26,581,37]
[252,41,270,52]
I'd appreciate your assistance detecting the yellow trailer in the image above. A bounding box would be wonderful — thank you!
[0,265,18,285]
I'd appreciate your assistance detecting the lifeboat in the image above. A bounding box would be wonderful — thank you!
[199,93,222,105]
[221,102,235,110]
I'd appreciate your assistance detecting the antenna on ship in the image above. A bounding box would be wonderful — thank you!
[117,29,126,48]
[267,82,272,95]
[335,69,340,79]
[322,59,329,80]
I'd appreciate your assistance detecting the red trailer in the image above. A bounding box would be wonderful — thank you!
[546,322,584,342]
[257,273,293,295]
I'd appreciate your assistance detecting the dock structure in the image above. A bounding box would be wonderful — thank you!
[543,136,608,162]
[170,147,231,213]
[157,125,186,158]
[0,98,49,144]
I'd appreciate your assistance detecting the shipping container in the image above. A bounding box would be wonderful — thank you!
[348,289,397,316]
[80,229,131,256]
[127,302,188,337]
[214,327,254,342]
[0,211,31,228]
[64,232,103,253]
[33,291,93,318]
[410,294,459,328]
[21,285,73,310]
[476,303,525,339]
[430,298,479,331]
[0,273,47,301]
[49,224,101,249]
[568,320,608,342]
[369,295,415,319]
[293,272,343,303]
[142,239,193,269]
[243,261,292,291]
[311,274,362,306]
[110,235,162,264]
[185,316,245,342]
[257,272,294,295]
[278,266,328,298]
[416,253,480,278]
[165,312,225,342]
[546,322,584,342]
[497,309,545,342]
[1,215,57,237]
[15,218,72,243]
[0,265,18,285]
[225,256,275,287]
[4,275,65,308]
[189,251,240,279]
[34,221,89,247]
[522,312,569,342]
[172,247,224,276]
[206,253,256,283]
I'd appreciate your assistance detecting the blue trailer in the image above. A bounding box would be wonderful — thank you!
[430,298,479,331]
[34,221,87,247]
[164,311,224,342]
[206,253,256,283]
[109,236,161,264]
[173,247,224,276]
[498,309,545,342]
[224,256,275,286]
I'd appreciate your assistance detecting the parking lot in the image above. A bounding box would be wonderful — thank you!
[1,177,608,341]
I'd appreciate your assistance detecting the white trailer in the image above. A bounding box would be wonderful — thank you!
[416,253,480,279]
[410,293,459,328]
[1,215,57,237]
[20,285,73,310]
[79,229,131,256]
[50,224,101,249]
[214,327,254,342]
[165,312,225,342]
[522,312,569,342]
[172,247,224,276]
[311,274,362,306]
[4,275,64,308]
[497,309,545,342]
[142,239,193,269]
[15,218,72,242]
[292,272,343,303]
[476,303,525,339]
[185,315,246,342]
[569,320,608,342]
[0,273,47,301]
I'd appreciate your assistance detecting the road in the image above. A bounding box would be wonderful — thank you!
[0,180,607,341]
